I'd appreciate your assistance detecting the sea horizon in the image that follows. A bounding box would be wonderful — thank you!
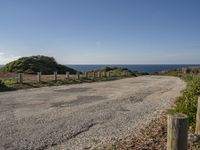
[67,64,200,73]
[1,64,200,74]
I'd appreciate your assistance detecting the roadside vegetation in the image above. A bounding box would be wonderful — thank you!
[170,74,200,130]
[161,67,200,130]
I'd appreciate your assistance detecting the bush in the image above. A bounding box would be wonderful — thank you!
[172,75,200,129]
[0,80,13,91]
[0,55,77,74]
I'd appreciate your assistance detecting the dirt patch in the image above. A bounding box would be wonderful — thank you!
[97,115,200,150]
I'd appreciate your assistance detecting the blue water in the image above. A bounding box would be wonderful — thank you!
[1,64,200,74]
[67,64,200,73]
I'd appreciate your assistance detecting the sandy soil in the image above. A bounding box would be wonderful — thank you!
[0,76,186,150]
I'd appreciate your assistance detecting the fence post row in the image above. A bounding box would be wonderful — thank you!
[37,72,42,82]
[54,72,57,81]
[15,70,130,83]
[167,113,188,150]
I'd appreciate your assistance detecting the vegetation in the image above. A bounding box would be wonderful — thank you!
[95,66,136,76]
[0,65,137,92]
[0,55,77,74]
[168,73,200,130]
[173,75,200,129]
[159,67,200,130]
[0,80,13,91]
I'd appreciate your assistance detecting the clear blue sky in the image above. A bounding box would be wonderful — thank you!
[0,0,200,64]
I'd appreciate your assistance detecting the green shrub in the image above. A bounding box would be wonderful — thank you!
[0,55,77,74]
[172,75,200,129]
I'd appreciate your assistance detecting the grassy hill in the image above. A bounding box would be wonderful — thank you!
[0,55,77,74]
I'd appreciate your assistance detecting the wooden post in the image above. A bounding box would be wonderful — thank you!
[92,72,95,79]
[107,71,111,78]
[84,72,88,78]
[123,71,126,77]
[37,72,42,82]
[66,72,70,79]
[17,73,23,83]
[53,72,57,81]
[195,97,200,135]
[76,73,80,79]
[167,113,188,150]
[103,71,106,77]
[97,72,101,78]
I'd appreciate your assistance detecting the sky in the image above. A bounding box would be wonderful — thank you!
[0,0,200,64]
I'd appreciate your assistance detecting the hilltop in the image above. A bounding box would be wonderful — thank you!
[0,55,77,74]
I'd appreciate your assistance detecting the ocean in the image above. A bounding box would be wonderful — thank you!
[67,64,200,73]
[1,64,200,74]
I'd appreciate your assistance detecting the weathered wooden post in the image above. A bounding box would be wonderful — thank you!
[66,72,70,79]
[107,71,111,78]
[84,72,88,78]
[53,72,57,81]
[37,72,42,82]
[103,71,106,77]
[167,113,188,150]
[92,72,95,79]
[17,73,23,83]
[123,71,127,77]
[195,97,200,135]
[76,72,80,80]
[126,71,129,76]
[97,72,101,78]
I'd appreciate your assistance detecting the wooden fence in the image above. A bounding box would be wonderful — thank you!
[0,70,132,83]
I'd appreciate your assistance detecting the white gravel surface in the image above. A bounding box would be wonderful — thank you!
[0,76,186,150]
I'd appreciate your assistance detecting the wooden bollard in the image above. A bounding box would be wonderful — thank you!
[195,97,200,135]
[76,73,80,79]
[97,72,101,78]
[103,71,106,77]
[37,72,42,82]
[92,72,95,79]
[125,71,128,76]
[66,72,70,79]
[107,72,111,77]
[167,113,188,150]
[84,72,88,78]
[123,71,127,76]
[17,73,23,83]
[53,72,57,81]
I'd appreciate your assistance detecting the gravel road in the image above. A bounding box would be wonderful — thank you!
[0,76,186,150]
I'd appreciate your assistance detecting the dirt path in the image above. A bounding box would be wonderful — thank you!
[0,76,186,150]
